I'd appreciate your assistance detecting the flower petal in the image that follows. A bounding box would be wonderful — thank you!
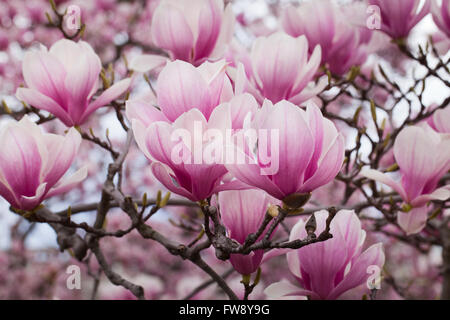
[394,126,438,200]
[264,280,311,300]
[46,167,87,198]
[328,243,384,300]
[41,127,82,189]
[397,206,429,235]
[16,88,73,126]
[83,78,131,123]
[156,60,211,121]
[150,162,194,200]
[151,2,194,61]
[360,168,407,200]
[129,54,169,73]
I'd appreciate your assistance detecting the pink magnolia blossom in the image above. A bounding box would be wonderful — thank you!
[431,30,450,56]
[150,0,234,66]
[428,106,450,133]
[282,0,369,75]
[225,100,345,203]
[154,60,233,122]
[368,0,431,39]
[16,39,131,127]
[362,125,450,207]
[127,60,234,124]
[0,116,87,211]
[232,32,325,105]
[431,0,450,37]
[218,189,276,275]
[362,125,450,234]
[129,106,244,202]
[264,209,385,300]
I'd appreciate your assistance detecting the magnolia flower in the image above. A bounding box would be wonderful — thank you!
[218,189,277,275]
[431,0,450,37]
[16,39,131,127]
[155,60,234,122]
[430,30,450,56]
[428,106,450,133]
[150,0,234,66]
[225,100,345,206]
[126,59,233,124]
[126,92,258,131]
[265,210,385,300]
[126,58,255,128]
[233,32,325,105]
[368,0,431,39]
[282,0,369,75]
[0,116,87,211]
[361,125,450,234]
[130,106,245,202]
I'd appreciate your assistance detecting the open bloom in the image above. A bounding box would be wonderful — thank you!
[225,100,345,203]
[233,32,325,105]
[265,210,385,300]
[368,0,431,39]
[282,0,369,75]
[361,125,450,208]
[16,39,131,127]
[219,189,277,275]
[150,0,234,66]
[130,106,244,202]
[361,125,450,234]
[0,116,87,211]
[432,0,450,37]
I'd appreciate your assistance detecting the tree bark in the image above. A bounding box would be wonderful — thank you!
[441,224,450,300]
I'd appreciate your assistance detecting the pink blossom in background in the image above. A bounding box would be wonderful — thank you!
[265,209,385,300]
[16,39,131,127]
[0,116,86,211]
[368,0,431,39]
[282,0,370,76]
[225,100,345,202]
[150,0,234,66]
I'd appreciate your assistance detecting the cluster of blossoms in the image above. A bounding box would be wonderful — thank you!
[0,0,449,300]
